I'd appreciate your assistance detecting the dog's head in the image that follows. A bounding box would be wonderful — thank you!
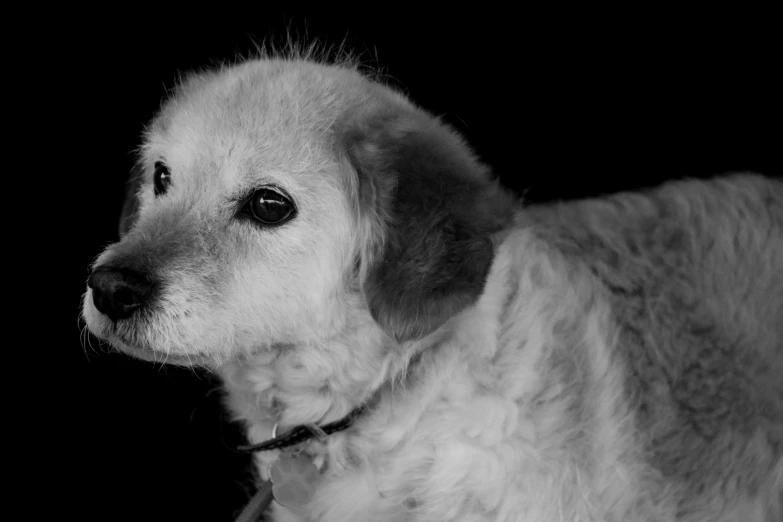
[82,58,514,366]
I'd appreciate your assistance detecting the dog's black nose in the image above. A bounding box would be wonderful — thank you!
[88,266,154,321]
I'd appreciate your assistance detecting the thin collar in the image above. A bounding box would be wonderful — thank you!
[236,403,369,453]
[235,349,426,454]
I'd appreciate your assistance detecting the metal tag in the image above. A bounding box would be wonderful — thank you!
[268,452,320,508]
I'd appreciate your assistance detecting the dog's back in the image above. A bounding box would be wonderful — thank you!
[522,175,783,520]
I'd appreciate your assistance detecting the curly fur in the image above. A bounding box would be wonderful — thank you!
[82,52,782,521]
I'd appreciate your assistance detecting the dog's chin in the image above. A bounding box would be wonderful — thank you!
[112,339,213,367]
[90,328,216,367]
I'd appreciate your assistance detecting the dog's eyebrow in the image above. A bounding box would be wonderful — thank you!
[225,180,295,205]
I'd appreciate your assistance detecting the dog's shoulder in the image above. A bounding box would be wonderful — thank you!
[519,173,783,514]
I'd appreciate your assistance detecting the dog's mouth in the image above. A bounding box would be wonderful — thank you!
[114,341,213,367]
[92,321,214,367]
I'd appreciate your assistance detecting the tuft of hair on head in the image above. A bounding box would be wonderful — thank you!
[242,29,407,91]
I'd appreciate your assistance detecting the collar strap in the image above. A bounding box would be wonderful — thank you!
[236,404,367,453]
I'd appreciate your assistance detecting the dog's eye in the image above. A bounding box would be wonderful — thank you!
[153,161,172,197]
[245,188,296,225]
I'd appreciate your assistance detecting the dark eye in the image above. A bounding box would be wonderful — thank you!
[245,188,296,225]
[153,161,171,197]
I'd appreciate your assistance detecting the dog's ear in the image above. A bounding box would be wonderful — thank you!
[342,107,514,342]
[118,163,144,239]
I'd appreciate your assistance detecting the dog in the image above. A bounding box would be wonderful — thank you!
[82,51,783,521]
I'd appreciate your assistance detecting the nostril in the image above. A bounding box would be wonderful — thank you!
[89,266,154,321]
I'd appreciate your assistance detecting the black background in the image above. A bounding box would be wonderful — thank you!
[53,10,780,522]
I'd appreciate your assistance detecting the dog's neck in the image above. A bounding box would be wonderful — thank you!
[217,234,520,444]
[218,297,419,435]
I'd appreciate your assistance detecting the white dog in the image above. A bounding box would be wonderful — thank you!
[82,52,783,521]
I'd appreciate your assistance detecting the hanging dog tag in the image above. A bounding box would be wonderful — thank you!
[269,452,320,508]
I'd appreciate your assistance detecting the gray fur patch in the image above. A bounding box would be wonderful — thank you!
[342,107,514,341]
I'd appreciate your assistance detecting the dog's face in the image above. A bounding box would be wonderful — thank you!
[82,58,513,366]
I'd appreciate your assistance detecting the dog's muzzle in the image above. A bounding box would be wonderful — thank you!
[88,266,154,321]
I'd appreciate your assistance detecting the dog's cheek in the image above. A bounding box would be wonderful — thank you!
[224,263,322,344]
[145,260,242,356]
[225,229,351,346]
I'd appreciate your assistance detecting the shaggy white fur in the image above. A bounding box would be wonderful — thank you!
[82,53,783,521]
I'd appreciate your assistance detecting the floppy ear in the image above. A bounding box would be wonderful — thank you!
[118,163,144,239]
[343,108,514,342]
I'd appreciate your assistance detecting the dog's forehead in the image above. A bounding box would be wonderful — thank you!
[142,60,370,188]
